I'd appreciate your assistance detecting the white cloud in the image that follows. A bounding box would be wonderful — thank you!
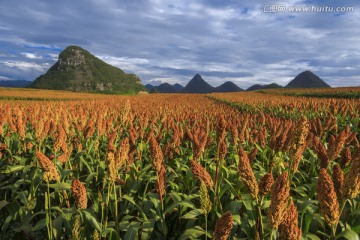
[98,56,149,65]
[47,53,59,60]
[97,55,149,74]
[3,61,50,72]
[149,77,180,85]
[21,52,43,59]
[0,75,13,80]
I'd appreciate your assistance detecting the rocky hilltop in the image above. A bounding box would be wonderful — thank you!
[30,46,145,94]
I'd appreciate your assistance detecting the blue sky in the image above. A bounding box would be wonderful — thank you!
[0,0,359,88]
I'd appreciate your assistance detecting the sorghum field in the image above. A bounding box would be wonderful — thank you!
[0,88,359,240]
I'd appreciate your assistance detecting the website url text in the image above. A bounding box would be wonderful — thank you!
[262,5,355,13]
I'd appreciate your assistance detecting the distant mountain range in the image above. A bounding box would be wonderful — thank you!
[146,74,244,93]
[30,45,145,94]
[0,46,331,94]
[0,80,32,88]
[146,83,184,93]
[145,71,330,93]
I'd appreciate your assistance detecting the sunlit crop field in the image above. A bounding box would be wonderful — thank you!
[0,88,359,240]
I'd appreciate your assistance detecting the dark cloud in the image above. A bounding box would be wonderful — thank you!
[151,66,253,78]
[0,0,359,88]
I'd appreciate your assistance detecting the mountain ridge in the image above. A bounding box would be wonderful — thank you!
[0,80,33,88]
[147,71,331,93]
[145,83,184,93]
[247,83,282,91]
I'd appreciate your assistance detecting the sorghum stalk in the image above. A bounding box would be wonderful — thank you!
[332,164,344,202]
[278,201,302,240]
[317,168,340,238]
[199,181,211,240]
[190,159,214,188]
[214,211,233,240]
[71,179,87,209]
[256,202,264,240]
[214,136,227,205]
[342,155,360,200]
[259,173,274,197]
[238,147,259,200]
[36,152,60,182]
[93,230,100,240]
[46,182,53,240]
[71,214,81,240]
[328,129,349,161]
[104,181,112,229]
[268,172,289,229]
[113,182,120,233]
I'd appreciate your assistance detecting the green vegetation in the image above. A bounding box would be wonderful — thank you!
[30,46,146,94]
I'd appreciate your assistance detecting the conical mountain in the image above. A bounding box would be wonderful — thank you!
[214,81,243,92]
[30,45,145,93]
[182,74,214,93]
[286,71,330,88]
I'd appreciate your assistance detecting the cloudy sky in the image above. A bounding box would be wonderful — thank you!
[0,0,359,88]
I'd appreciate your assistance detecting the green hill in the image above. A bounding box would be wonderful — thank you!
[30,45,145,94]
